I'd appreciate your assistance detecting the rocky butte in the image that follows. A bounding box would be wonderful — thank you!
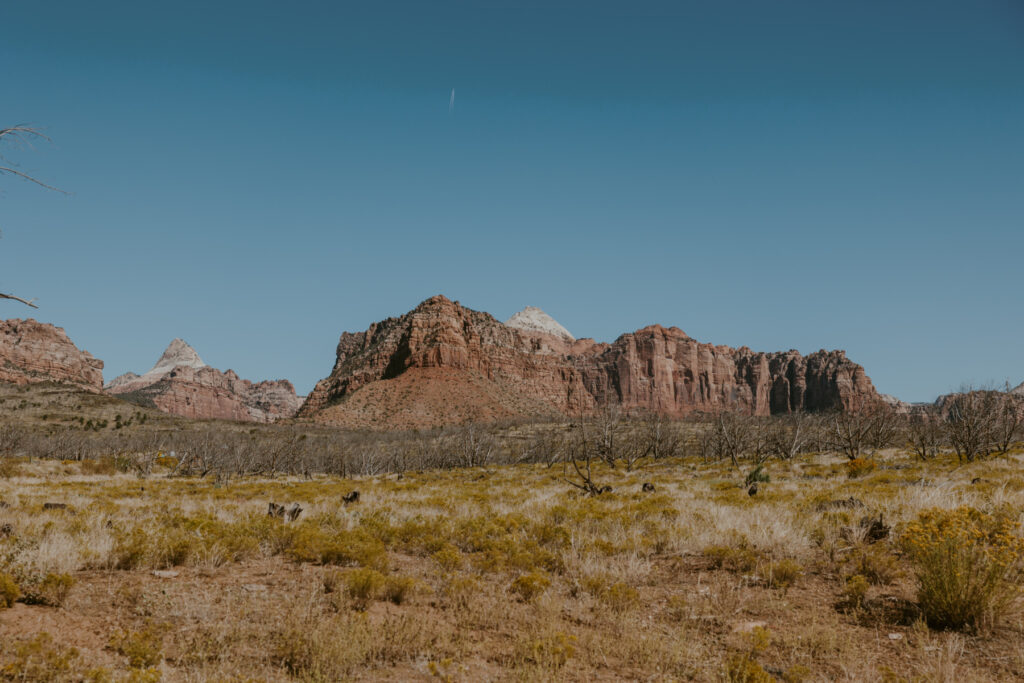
[298,295,880,429]
[105,339,302,423]
[0,318,104,390]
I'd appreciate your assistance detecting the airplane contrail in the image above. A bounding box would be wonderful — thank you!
[449,88,455,113]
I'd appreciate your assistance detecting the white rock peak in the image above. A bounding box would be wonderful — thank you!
[149,338,207,376]
[505,306,575,341]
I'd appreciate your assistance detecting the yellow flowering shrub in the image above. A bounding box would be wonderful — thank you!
[0,573,20,608]
[510,571,550,602]
[725,626,773,683]
[845,458,876,479]
[901,506,1024,630]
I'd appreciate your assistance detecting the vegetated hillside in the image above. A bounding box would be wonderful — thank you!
[299,295,880,429]
[0,381,173,429]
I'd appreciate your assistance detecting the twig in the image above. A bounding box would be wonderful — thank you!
[0,292,38,308]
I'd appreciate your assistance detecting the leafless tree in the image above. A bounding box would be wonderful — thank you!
[992,388,1023,455]
[0,425,26,456]
[617,423,649,472]
[639,412,682,460]
[765,411,815,460]
[748,417,773,464]
[944,389,998,463]
[711,412,754,467]
[693,415,716,462]
[526,427,570,467]
[563,415,608,495]
[592,402,623,467]
[828,402,897,460]
[865,403,900,453]
[905,408,944,461]
[1,125,65,308]
[452,424,496,468]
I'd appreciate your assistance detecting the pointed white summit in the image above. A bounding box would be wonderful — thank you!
[104,339,207,391]
[148,338,207,376]
[505,306,574,341]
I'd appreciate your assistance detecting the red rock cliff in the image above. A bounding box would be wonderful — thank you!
[573,325,876,416]
[299,296,880,428]
[0,319,104,390]
[106,339,302,423]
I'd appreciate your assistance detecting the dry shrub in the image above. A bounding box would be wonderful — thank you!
[842,574,870,608]
[173,624,236,669]
[783,664,812,682]
[288,525,389,571]
[513,630,577,674]
[0,572,20,608]
[845,458,876,479]
[322,569,344,594]
[274,611,372,680]
[0,633,82,682]
[80,457,117,475]
[601,581,641,612]
[510,571,550,602]
[382,574,417,605]
[112,528,151,570]
[704,543,759,573]
[109,621,167,668]
[430,544,463,571]
[22,573,75,607]
[274,608,431,678]
[765,558,802,589]
[664,594,688,622]
[844,546,901,586]
[440,573,480,612]
[0,458,21,478]
[344,567,386,609]
[902,506,1024,630]
[725,626,773,683]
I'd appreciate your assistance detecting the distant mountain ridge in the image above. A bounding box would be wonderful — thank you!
[106,339,302,423]
[297,295,880,429]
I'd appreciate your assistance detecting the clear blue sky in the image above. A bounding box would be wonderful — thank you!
[1,1,1022,402]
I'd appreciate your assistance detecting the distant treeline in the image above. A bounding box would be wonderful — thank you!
[0,390,1020,478]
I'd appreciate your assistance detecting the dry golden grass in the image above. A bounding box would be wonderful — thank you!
[1,447,1023,680]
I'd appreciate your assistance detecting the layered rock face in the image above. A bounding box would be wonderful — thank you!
[573,325,877,416]
[299,297,589,427]
[0,319,104,390]
[299,296,880,429]
[106,339,302,423]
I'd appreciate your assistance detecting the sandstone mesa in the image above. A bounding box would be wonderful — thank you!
[298,295,880,429]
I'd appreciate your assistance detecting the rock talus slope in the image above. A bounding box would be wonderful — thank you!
[0,319,104,390]
[106,339,302,423]
[299,296,880,429]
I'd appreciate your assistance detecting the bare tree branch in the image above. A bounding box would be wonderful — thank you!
[0,292,38,308]
[1,124,64,309]
[0,126,66,194]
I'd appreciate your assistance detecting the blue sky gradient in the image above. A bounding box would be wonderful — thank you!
[1,1,1022,401]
